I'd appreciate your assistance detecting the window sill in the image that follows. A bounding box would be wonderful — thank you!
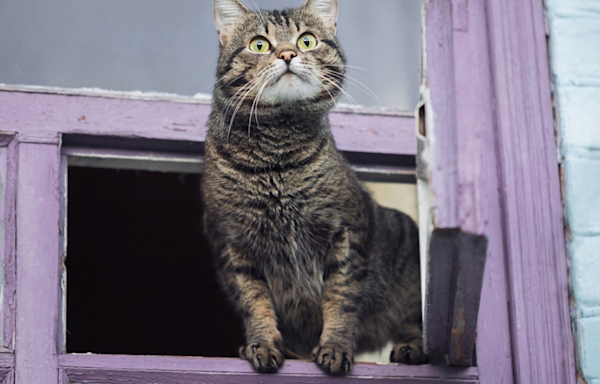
[59,354,479,383]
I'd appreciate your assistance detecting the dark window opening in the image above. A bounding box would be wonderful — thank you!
[66,166,245,356]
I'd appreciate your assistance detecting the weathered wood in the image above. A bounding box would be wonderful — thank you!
[0,351,14,380]
[448,234,487,366]
[420,0,489,368]
[0,135,17,350]
[59,354,480,384]
[485,0,576,382]
[0,89,417,156]
[15,143,61,384]
[0,331,14,382]
[57,154,68,355]
[419,0,458,362]
[1,371,14,384]
[424,229,460,363]
[420,0,459,229]
[449,0,514,378]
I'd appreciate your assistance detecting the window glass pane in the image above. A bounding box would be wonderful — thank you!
[0,0,424,111]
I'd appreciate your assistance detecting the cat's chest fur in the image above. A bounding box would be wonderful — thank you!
[204,132,339,320]
[239,170,327,296]
[225,169,329,341]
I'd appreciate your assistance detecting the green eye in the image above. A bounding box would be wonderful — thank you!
[298,33,317,50]
[250,37,270,53]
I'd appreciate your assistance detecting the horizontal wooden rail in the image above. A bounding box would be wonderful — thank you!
[59,354,479,384]
[0,87,417,156]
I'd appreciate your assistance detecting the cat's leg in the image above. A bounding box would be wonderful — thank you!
[386,209,427,365]
[390,300,427,364]
[220,245,284,373]
[390,322,428,365]
[312,229,363,376]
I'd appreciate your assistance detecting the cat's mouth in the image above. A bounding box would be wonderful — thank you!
[258,62,321,104]
[280,67,299,78]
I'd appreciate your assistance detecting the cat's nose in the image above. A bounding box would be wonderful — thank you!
[279,50,297,64]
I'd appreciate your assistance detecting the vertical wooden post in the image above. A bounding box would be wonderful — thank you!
[15,139,61,384]
[0,135,18,351]
[420,0,461,363]
[484,0,576,383]
[449,0,515,379]
[420,0,489,367]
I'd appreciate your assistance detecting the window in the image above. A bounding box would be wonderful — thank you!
[0,0,576,382]
[0,0,424,112]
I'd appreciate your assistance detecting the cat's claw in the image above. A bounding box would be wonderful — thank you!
[390,340,428,365]
[240,341,284,373]
[312,344,354,376]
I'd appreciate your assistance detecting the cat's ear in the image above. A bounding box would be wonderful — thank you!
[301,0,339,34]
[213,0,251,45]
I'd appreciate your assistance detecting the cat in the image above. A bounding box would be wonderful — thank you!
[201,0,426,376]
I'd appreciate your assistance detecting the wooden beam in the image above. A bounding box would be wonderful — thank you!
[15,142,61,384]
[59,354,480,384]
[485,0,576,382]
[0,88,417,157]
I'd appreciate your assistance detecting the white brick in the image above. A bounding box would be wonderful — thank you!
[577,316,600,381]
[558,86,600,150]
[564,151,600,235]
[570,235,600,307]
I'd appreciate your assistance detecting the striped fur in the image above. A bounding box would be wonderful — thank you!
[202,0,426,376]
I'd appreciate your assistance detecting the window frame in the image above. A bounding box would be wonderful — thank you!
[0,0,578,382]
[0,134,17,384]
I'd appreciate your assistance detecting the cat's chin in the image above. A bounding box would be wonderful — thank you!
[259,75,321,105]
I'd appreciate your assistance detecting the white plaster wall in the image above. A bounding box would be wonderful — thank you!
[546,1,600,383]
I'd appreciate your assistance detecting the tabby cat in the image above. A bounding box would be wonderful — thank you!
[201,0,426,376]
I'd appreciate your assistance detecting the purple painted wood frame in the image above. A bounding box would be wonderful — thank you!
[419,0,576,382]
[0,0,578,380]
[0,135,17,381]
[15,138,61,384]
[0,134,17,352]
[0,89,416,157]
[59,354,479,384]
[485,0,576,382]
[0,352,15,384]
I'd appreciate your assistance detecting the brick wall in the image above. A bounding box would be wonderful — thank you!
[546,1,600,383]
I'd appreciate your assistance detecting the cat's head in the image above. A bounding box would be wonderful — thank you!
[212,0,346,115]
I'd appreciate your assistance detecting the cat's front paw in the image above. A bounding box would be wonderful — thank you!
[239,340,284,374]
[312,344,354,376]
[390,339,428,365]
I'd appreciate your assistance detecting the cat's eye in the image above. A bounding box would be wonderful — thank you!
[249,37,270,53]
[297,33,317,50]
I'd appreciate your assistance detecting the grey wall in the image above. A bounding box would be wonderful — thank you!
[0,0,424,111]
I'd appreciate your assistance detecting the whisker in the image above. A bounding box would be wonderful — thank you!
[322,69,381,103]
[294,62,366,112]
[321,64,375,74]
[221,77,263,132]
[221,66,275,127]
[250,1,268,26]
[248,76,272,139]
[200,73,245,93]
[306,73,342,124]
[227,67,279,139]
[314,70,367,115]
[228,81,263,140]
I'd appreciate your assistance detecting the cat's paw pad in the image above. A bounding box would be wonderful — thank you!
[312,344,354,376]
[239,341,284,373]
[390,340,428,365]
